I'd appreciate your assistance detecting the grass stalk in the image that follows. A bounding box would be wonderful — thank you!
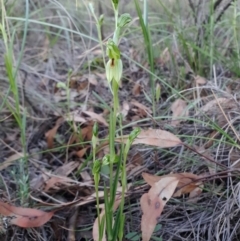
[0,0,29,205]
[134,0,155,117]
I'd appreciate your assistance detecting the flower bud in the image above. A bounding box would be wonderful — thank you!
[118,13,132,28]
[111,0,119,10]
[106,39,120,59]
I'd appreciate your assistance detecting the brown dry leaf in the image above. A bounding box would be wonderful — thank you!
[132,81,142,96]
[195,75,207,85]
[171,99,188,126]
[68,124,93,146]
[69,76,88,91]
[0,152,24,171]
[141,177,179,241]
[45,117,64,149]
[131,100,152,117]
[133,129,182,147]
[188,186,203,203]
[116,129,182,148]
[81,124,93,141]
[82,111,108,127]
[75,147,89,158]
[0,201,54,228]
[142,172,202,197]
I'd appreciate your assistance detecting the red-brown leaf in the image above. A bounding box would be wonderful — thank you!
[0,201,54,228]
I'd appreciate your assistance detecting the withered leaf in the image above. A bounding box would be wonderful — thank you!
[141,177,179,241]
[0,201,54,228]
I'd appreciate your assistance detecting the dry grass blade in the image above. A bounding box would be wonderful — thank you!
[0,152,24,171]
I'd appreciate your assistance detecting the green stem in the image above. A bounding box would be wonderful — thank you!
[109,78,119,195]
[95,175,101,241]
[93,146,101,240]
[113,9,119,44]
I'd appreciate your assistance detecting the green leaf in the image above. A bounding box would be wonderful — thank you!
[125,232,141,241]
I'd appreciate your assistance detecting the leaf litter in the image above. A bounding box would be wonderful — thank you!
[2,3,240,241]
